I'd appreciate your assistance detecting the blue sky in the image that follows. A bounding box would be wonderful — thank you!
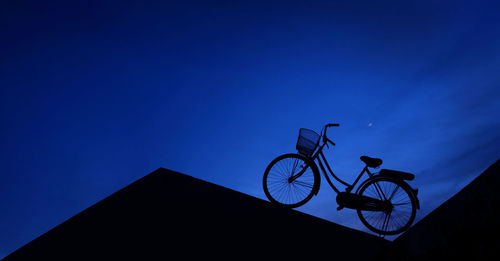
[1,0,500,257]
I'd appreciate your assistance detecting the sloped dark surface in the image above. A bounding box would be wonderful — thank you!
[3,168,389,260]
[385,159,500,260]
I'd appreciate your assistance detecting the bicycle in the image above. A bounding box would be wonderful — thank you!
[262,123,420,235]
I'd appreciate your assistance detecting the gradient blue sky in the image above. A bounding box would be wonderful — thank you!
[2,0,500,257]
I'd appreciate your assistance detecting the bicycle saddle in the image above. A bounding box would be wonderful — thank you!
[360,156,383,168]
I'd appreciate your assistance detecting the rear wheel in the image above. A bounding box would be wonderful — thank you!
[263,153,318,208]
[356,177,417,235]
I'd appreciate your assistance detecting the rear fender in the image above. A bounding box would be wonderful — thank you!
[355,177,373,195]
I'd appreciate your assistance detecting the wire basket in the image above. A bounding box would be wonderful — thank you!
[296,128,320,157]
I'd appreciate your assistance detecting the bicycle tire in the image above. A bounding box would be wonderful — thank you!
[356,176,417,235]
[262,153,318,208]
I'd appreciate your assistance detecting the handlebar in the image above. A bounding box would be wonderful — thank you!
[322,123,340,146]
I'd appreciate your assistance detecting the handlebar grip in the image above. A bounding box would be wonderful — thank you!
[326,123,340,127]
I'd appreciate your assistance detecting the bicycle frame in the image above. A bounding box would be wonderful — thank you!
[302,137,374,195]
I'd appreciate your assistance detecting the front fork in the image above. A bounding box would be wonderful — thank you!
[288,162,307,183]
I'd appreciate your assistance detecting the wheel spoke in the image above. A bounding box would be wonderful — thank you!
[294,180,314,189]
[388,185,399,201]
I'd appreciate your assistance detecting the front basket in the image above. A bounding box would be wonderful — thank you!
[296,128,320,157]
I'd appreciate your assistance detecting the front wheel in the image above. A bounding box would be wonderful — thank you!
[263,153,318,208]
[356,176,417,235]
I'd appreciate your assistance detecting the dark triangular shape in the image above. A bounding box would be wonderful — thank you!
[3,168,388,260]
[386,158,500,260]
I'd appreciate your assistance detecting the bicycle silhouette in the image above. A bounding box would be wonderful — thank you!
[263,123,420,235]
